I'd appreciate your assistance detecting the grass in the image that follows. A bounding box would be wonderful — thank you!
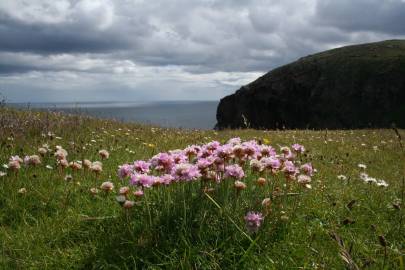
[0,106,404,269]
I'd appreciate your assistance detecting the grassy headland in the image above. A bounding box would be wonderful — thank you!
[0,107,404,269]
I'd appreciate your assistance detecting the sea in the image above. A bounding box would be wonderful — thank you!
[8,101,219,130]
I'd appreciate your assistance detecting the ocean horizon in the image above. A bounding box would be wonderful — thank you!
[7,100,219,130]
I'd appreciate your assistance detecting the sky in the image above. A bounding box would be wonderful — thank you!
[0,0,405,103]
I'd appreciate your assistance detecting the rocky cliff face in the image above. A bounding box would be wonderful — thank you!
[216,40,405,129]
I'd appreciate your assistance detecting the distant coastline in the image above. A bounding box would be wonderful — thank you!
[7,101,219,130]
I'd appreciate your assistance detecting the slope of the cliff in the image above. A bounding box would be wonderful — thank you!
[216,40,405,129]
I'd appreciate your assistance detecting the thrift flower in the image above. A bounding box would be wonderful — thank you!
[38,147,48,156]
[234,180,247,191]
[133,160,150,174]
[300,163,313,176]
[69,161,82,170]
[90,162,103,174]
[58,159,69,169]
[261,198,271,207]
[83,159,92,169]
[256,177,267,186]
[123,200,135,209]
[8,160,21,172]
[100,181,114,192]
[131,174,155,188]
[99,149,110,159]
[292,143,305,153]
[118,164,133,179]
[133,189,144,197]
[55,148,68,160]
[119,186,130,196]
[224,164,245,180]
[244,211,264,233]
[297,174,311,185]
[171,163,201,181]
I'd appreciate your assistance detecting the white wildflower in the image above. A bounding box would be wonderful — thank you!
[358,164,367,169]
[337,175,347,181]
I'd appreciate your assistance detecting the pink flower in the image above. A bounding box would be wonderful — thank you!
[244,211,264,233]
[282,160,297,175]
[161,174,175,185]
[215,145,233,159]
[169,150,188,164]
[292,144,305,153]
[224,164,245,180]
[130,174,155,188]
[118,164,133,179]
[242,141,258,157]
[9,155,23,164]
[300,163,313,176]
[197,158,214,170]
[249,159,263,172]
[234,180,247,191]
[99,149,110,159]
[261,157,281,170]
[150,153,174,172]
[205,141,221,151]
[100,181,114,192]
[227,137,241,145]
[259,145,276,157]
[123,200,135,209]
[133,160,150,174]
[119,186,130,195]
[8,160,21,171]
[171,163,201,181]
[184,145,200,157]
[133,189,144,197]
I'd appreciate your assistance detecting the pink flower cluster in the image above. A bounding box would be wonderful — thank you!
[118,139,314,191]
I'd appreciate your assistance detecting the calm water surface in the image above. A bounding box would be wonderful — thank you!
[9,101,219,130]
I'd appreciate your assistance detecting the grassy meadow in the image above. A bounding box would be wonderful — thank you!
[0,107,404,269]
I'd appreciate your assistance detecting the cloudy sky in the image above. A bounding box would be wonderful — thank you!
[1,0,404,102]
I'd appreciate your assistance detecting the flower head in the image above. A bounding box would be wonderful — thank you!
[234,180,247,191]
[300,163,313,176]
[133,160,150,174]
[256,177,267,186]
[8,160,21,171]
[100,181,114,192]
[90,162,103,174]
[244,211,264,233]
[123,200,135,209]
[171,163,201,181]
[118,164,133,179]
[133,189,144,197]
[119,186,130,195]
[130,174,155,188]
[291,143,305,153]
[99,149,110,159]
[224,164,245,180]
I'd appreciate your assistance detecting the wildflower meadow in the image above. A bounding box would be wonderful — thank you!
[0,107,404,269]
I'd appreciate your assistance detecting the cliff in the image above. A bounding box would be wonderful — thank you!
[216,40,405,129]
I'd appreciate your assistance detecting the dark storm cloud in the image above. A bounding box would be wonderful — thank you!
[0,19,131,54]
[0,0,404,102]
[315,0,405,35]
